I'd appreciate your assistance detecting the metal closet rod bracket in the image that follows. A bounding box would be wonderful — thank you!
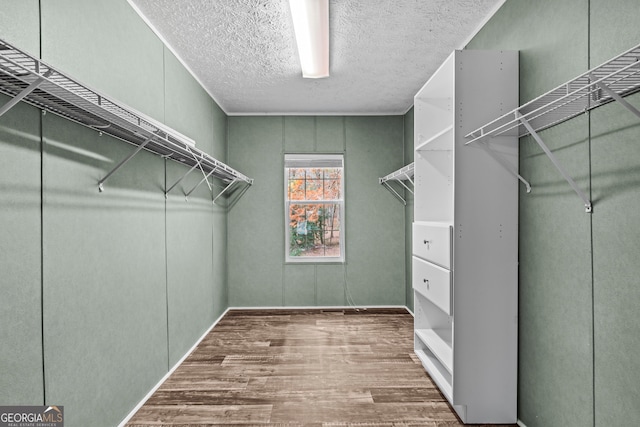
[379,179,412,205]
[213,178,238,205]
[184,167,217,201]
[187,147,214,195]
[167,148,216,200]
[98,134,154,192]
[473,139,532,194]
[590,72,640,120]
[165,163,198,198]
[516,111,592,213]
[226,180,251,210]
[0,69,53,118]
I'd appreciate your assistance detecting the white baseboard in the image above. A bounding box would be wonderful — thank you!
[517,419,528,427]
[228,304,410,311]
[117,307,231,427]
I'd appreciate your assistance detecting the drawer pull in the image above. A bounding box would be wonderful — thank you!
[423,240,431,249]
[423,278,430,289]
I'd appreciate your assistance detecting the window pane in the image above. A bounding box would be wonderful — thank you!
[288,203,341,258]
[324,178,341,200]
[289,168,305,179]
[288,178,305,200]
[286,169,342,201]
[304,178,324,200]
[324,168,341,179]
[307,168,323,179]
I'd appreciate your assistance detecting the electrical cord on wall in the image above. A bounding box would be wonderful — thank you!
[343,265,366,312]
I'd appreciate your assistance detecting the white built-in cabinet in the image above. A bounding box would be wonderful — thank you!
[412,50,518,424]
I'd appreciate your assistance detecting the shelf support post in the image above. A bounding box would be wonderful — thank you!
[590,72,640,120]
[0,73,50,118]
[516,111,592,212]
[98,135,153,192]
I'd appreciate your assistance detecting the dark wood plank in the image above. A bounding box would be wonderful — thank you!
[126,309,517,426]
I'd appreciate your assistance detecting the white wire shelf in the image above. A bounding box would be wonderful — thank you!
[465,43,640,144]
[0,38,252,201]
[379,162,414,205]
[464,42,640,213]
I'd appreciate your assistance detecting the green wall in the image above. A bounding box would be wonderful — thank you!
[0,1,230,426]
[467,0,640,425]
[163,49,229,367]
[227,116,406,307]
[0,0,43,409]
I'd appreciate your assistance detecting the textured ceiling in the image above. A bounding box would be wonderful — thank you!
[128,0,503,115]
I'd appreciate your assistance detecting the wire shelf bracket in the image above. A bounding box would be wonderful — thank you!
[165,163,199,198]
[518,112,591,212]
[185,168,216,201]
[0,37,253,201]
[464,42,640,213]
[98,135,153,192]
[590,72,640,120]
[475,140,532,194]
[0,71,51,117]
[213,178,238,204]
[379,162,414,205]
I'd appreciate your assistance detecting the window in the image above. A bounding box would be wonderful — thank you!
[285,154,344,263]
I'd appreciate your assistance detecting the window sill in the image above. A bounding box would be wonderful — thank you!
[285,258,345,265]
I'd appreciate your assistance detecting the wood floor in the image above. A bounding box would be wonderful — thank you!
[126,308,516,427]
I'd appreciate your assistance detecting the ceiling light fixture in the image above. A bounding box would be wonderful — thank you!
[288,0,329,79]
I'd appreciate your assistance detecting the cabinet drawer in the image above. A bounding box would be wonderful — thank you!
[413,222,452,269]
[413,257,452,315]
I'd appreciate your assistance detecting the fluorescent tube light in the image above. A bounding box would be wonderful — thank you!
[288,0,329,78]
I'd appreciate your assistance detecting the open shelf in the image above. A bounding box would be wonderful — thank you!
[415,125,453,151]
[414,97,453,151]
[415,328,453,373]
[0,37,252,198]
[413,220,453,228]
[413,150,453,224]
[415,347,453,402]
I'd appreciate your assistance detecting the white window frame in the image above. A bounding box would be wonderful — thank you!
[284,153,345,263]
